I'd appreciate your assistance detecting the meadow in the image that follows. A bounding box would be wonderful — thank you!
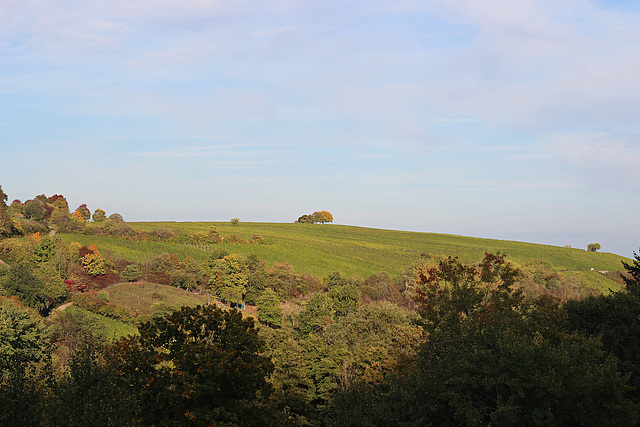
[105,281,209,316]
[60,222,629,280]
[59,305,138,340]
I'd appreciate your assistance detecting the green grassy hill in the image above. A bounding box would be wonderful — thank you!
[61,222,629,280]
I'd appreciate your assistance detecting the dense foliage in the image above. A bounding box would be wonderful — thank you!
[105,305,275,426]
[0,188,638,425]
[330,254,640,426]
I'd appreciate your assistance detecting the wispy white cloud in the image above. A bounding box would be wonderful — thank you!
[546,132,640,191]
[2,0,639,256]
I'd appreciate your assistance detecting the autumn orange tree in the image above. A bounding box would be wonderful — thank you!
[297,211,334,223]
[312,211,333,223]
[79,244,105,276]
[75,204,91,221]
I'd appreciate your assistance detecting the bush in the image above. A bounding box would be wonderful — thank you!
[81,253,106,276]
[0,262,52,314]
[19,219,48,235]
[170,270,197,291]
[150,302,177,319]
[105,221,136,238]
[150,227,173,240]
[96,290,110,303]
[209,248,230,261]
[74,291,127,320]
[122,264,143,282]
[257,289,283,327]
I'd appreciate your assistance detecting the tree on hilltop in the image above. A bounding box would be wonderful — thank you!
[75,204,91,221]
[587,243,601,252]
[297,214,313,223]
[312,211,333,224]
[297,211,333,224]
[23,199,46,222]
[92,208,106,222]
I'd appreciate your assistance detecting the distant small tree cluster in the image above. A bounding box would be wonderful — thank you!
[297,211,333,224]
[587,243,601,252]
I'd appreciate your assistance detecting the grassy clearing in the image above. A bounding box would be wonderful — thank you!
[105,282,209,316]
[63,305,138,340]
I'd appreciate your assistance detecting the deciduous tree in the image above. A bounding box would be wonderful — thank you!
[0,186,21,237]
[0,297,53,427]
[0,262,52,314]
[312,211,333,224]
[331,253,639,426]
[51,343,134,425]
[91,208,106,222]
[328,283,360,317]
[0,297,51,371]
[80,244,106,276]
[75,204,91,221]
[297,293,333,337]
[105,305,275,426]
[297,214,313,223]
[23,199,46,222]
[564,249,640,404]
[107,213,123,222]
[257,288,283,327]
[588,242,601,252]
[298,211,334,224]
[209,254,248,306]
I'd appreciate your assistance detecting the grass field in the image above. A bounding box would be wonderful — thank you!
[60,222,631,280]
[62,305,138,340]
[105,281,209,316]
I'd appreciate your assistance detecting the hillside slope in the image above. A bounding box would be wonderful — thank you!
[61,222,630,280]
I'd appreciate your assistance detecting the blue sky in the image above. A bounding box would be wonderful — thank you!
[1,0,639,257]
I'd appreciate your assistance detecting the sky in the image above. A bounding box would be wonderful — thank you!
[1,0,639,257]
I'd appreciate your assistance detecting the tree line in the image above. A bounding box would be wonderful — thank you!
[1,251,639,425]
